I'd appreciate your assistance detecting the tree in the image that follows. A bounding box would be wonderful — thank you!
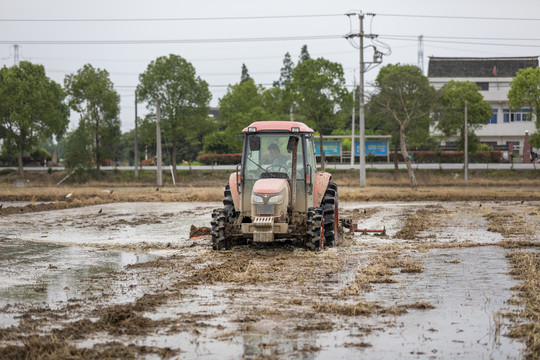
[271,52,296,120]
[291,58,350,166]
[64,64,121,175]
[64,125,92,170]
[299,45,311,62]
[241,63,251,83]
[436,81,492,152]
[219,79,270,153]
[278,52,294,87]
[508,67,540,147]
[370,64,436,189]
[137,54,212,172]
[0,61,69,176]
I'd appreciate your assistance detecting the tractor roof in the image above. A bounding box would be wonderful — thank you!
[243,121,313,133]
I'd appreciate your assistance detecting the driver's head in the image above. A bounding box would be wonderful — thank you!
[268,143,280,157]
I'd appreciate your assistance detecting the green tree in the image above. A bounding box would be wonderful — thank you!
[241,63,251,83]
[64,64,121,174]
[290,57,350,166]
[436,81,492,152]
[369,64,436,189]
[64,125,92,170]
[299,45,311,62]
[0,61,68,176]
[137,54,212,172]
[270,52,296,120]
[219,79,269,153]
[261,87,292,121]
[508,67,540,147]
[278,52,294,87]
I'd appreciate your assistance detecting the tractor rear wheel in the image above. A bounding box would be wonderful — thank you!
[322,182,339,247]
[306,207,324,251]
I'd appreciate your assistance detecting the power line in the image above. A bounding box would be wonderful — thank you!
[0,13,343,22]
[1,12,539,22]
[380,36,540,48]
[19,49,357,64]
[382,34,540,41]
[378,13,540,21]
[0,34,342,45]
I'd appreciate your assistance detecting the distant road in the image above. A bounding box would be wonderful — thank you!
[3,163,539,171]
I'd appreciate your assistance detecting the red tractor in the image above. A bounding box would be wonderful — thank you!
[211,121,338,250]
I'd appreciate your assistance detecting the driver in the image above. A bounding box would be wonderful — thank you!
[268,143,291,168]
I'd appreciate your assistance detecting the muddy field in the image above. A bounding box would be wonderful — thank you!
[0,198,539,359]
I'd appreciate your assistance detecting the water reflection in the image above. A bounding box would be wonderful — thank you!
[0,239,154,308]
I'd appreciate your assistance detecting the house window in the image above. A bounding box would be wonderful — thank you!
[475,82,489,91]
[489,109,498,124]
[506,141,520,154]
[522,109,533,121]
[503,108,533,122]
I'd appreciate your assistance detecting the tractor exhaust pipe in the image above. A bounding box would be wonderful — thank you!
[290,137,298,210]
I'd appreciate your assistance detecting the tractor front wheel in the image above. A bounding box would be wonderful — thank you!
[211,183,237,250]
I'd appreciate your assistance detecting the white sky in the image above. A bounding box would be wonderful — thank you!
[1,0,540,133]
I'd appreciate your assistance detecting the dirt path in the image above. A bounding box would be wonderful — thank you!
[0,201,539,359]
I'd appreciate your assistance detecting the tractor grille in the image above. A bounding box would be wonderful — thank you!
[257,204,275,215]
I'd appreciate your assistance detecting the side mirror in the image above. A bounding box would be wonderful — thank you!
[249,136,260,151]
[287,136,299,152]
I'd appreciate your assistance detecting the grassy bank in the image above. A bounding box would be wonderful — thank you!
[2,167,540,188]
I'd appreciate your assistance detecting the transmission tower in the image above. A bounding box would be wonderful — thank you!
[417,35,424,74]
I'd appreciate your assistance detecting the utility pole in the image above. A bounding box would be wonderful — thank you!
[13,44,20,66]
[464,100,469,185]
[345,11,379,187]
[156,98,163,187]
[358,15,366,187]
[418,35,424,74]
[134,91,139,178]
[350,72,356,166]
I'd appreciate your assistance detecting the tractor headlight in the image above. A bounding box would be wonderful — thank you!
[251,194,264,204]
[267,194,283,204]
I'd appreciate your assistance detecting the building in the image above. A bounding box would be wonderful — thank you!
[428,56,538,157]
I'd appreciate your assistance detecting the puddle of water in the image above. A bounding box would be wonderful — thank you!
[0,202,219,249]
[0,201,56,208]
[329,246,524,359]
[0,238,155,327]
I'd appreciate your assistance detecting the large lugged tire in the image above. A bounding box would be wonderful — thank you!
[211,208,231,250]
[306,207,324,251]
[211,183,237,250]
[322,182,339,247]
[223,184,237,223]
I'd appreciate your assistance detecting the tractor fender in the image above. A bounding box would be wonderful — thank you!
[229,172,241,209]
[313,171,332,207]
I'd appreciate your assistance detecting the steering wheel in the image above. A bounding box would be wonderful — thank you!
[266,164,287,172]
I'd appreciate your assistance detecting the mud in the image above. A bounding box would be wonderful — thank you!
[1,200,539,359]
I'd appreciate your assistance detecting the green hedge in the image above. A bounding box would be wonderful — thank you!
[390,151,504,163]
[197,153,242,165]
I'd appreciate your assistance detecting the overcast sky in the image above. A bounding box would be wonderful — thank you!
[2,0,540,134]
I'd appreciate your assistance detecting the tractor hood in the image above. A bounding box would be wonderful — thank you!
[252,178,289,194]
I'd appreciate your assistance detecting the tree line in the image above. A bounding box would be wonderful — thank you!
[1,45,539,187]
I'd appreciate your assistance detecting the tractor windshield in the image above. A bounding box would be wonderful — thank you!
[244,134,305,180]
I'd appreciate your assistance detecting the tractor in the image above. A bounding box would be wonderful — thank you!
[211,121,338,251]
